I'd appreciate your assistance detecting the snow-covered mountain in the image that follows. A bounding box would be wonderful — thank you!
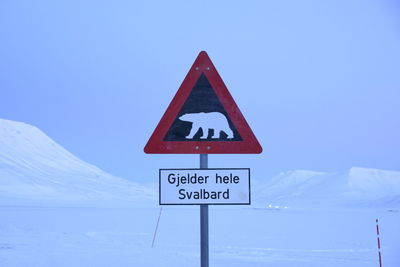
[0,118,156,205]
[2,118,399,210]
[253,167,400,209]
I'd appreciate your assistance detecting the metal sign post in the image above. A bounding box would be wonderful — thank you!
[200,154,209,267]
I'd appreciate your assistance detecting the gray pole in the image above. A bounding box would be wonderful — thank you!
[200,154,209,267]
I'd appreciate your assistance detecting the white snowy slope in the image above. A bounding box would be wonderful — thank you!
[0,118,156,205]
[253,168,400,209]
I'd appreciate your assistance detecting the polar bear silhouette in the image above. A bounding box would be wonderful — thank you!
[179,112,234,139]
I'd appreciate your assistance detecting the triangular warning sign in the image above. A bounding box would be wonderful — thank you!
[144,51,262,154]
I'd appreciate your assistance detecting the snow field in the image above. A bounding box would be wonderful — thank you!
[1,119,399,266]
[0,206,398,267]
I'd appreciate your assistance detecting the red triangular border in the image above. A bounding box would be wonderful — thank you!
[144,51,262,154]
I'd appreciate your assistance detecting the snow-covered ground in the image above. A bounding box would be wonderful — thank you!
[1,118,399,266]
[1,206,399,266]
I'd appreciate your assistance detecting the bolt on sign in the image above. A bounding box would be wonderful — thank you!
[144,51,262,154]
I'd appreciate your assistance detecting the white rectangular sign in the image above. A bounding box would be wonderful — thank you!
[159,168,250,205]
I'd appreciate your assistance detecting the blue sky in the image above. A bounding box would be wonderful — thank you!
[1,0,399,181]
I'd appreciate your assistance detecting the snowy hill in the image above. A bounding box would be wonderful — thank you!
[2,118,399,210]
[0,119,156,205]
[253,167,400,209]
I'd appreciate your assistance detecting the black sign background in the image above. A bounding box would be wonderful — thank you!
[164,73,242,141]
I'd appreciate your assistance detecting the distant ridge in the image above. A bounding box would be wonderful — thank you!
[2,118,398,209]
[253,167,400,209]
[0,118,156,205]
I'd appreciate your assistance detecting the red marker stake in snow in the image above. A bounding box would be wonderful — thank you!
[376,218,383,267]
